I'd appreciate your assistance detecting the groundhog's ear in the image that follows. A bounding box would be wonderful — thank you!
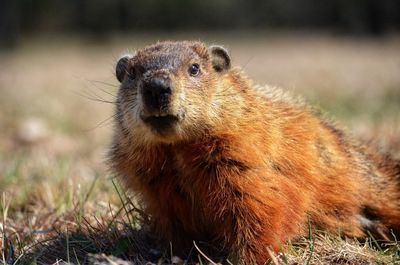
[209,45,231,72]
[116,55,132,83]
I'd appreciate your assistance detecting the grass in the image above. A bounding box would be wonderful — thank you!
[0,31,400,264]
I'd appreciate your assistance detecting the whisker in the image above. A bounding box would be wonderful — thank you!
[73,90,118,104]
[82,111,124,132]
[86,80,119,98]
[86,79,118,88]
[242,55,255,71]
[216,85,235,96]
[214,93,238,98]
[83,115,116,131]
[74,75,118,101]
[85,86,114,102]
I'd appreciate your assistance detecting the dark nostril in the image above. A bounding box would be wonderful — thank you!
[145,78,171,97]
[143,77,172,110]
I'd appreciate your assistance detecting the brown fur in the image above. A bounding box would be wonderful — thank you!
[109,41,400,264]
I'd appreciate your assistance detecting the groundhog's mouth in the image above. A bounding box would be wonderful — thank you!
[142,114,180,131]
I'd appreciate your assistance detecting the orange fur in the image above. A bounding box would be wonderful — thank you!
[109,41,400,264]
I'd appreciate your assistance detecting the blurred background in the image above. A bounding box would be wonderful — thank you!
[1,0,400,46]
[0,0,400,256]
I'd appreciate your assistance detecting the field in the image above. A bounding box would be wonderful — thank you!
[1,32,400,264]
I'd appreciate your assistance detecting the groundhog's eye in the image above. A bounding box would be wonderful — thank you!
[188,63,200,76]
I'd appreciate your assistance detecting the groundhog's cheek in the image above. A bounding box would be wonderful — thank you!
[175,89,186,110]
[134,92,144,111]
[117,92,143,126]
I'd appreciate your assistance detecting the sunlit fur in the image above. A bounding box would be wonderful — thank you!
[109,41,400,264]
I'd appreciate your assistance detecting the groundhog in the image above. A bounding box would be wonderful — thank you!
[109,41,400,264]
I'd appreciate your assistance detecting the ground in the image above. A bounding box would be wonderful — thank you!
[0,32,399,264]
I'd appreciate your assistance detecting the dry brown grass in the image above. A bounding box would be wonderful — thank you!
[0,32,399,264]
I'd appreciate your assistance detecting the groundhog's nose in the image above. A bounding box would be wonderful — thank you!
[142,77,172,113]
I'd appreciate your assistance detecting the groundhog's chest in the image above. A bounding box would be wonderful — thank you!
[142,145,234,235]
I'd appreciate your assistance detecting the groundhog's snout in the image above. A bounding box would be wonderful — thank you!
[139,75,179,133]
[142,77,172,114]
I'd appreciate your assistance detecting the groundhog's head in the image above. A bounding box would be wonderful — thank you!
[115,41,231,143]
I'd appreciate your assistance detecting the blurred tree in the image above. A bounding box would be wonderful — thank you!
[0,0,399,48]
[0,0,19,48]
